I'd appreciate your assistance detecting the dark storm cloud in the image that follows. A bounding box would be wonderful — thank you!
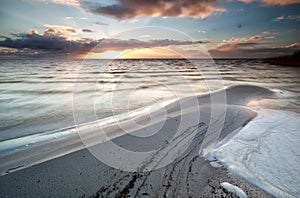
[0,32,93,52]
[0,30,208,58]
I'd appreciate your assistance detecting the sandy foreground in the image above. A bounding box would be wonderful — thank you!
[0,85,275,197]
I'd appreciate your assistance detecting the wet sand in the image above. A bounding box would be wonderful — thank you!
[0,85,276,197]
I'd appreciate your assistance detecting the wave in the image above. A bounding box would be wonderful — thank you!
[2,84,298,196]
[0,84,277,176]
[1,90,72,95]
[207,109,300,198]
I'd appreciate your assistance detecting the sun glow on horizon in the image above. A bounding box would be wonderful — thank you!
[120,48,182,59]
[85,51,128,59]
[83,47,183,59]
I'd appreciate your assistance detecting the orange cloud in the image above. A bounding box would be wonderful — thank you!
[284,42,300,48]
[41,24,92,41]
[44,24,82,34]
[87,0,226,19]
[0,47,19,53]
[43,0,226,19]
[237,0,300,5]
[214,35,262,51]
[222,36,261,43]
[209,38,300,58]
[30,30,39,35]
[262,0,300,5]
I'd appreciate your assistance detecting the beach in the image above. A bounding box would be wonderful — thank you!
[0,140,272,198]
[1,0,300,196]
[0,59,300,197]
[0,85,274,197]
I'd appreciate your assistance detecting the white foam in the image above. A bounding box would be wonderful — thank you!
[209,161,222,168]
[208,109,300,198]
[220,182,247,198]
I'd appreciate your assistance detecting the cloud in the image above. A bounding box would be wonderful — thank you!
[273,15,300,21]
[236,0,300,5]
[264,36,275,39]
[209,35,300,58]
[43,0,81,7]
[284,41,300,48]
[64,16,74,20]
[209,44,300,58]
[82,29,93,32]
[0,29,208,58]
[85,0,226,20]
[237,0,254,3]
[41,24,93,40]
[42,26,81,40]
[30,29,39,35]
[42,0,226,19]
[95,21,108,26]
[261,31,277,39]
[0,32,85,52]
[216,35,261,48]
[262,0,300,5]
[91,38,208,53]
[44,24,82,34]
[0,47,19,53]
[262,30,278,34]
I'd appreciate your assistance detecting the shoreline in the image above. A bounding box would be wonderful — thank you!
[0,140,273,198]
[0,106,272,197]
[0,85,279,197]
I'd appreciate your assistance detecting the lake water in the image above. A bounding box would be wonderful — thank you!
[1,59,299,141]
[1,59,300,197]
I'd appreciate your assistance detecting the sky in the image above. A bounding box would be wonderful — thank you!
[0,0,299,59]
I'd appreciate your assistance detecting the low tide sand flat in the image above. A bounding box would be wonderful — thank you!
[0,85,283,197]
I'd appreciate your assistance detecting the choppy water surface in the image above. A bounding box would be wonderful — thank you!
[0,59,299,141]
